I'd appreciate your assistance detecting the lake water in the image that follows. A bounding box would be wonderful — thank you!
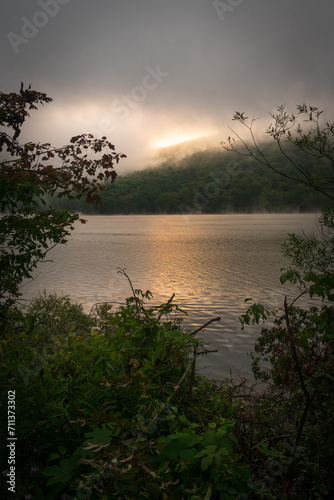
[22,214,320,380]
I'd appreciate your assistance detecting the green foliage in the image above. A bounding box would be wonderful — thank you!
[0,84,125,310]
[0,288,251,499]
[226,103,334,203]
[235,208,334,498]
[280,207,334,301]
[25,291,96,340]
[240,300,271,329]
[51,144,328,216]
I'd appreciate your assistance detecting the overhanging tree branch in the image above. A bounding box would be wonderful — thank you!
[223,104,334,201]
[0,84,126,309]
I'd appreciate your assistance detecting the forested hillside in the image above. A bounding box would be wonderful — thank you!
[55,143,328,214]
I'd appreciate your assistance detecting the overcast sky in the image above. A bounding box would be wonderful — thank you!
[1,0,334,171]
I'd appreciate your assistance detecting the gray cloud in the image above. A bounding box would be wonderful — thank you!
[1,0,334,170]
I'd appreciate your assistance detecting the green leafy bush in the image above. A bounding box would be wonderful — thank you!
[236,208,334,498]
[0,285,251,499]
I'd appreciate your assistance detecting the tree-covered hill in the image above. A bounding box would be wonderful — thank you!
[55,142,329,214]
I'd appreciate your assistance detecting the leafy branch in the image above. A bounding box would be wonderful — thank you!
[223,104,334,201]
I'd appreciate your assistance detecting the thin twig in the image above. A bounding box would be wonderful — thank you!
[89,301,123,316]
[189,316,221,336]
[157,293,175,321]
[284,296,311,455]
[251,434,295,452]
[117,267,141,317]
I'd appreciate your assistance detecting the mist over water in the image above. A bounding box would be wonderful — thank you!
[22,213,319,379]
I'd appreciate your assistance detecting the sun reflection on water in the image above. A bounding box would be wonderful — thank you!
[22,214,319,379]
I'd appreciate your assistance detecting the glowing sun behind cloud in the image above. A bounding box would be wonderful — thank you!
[151,132,214,149]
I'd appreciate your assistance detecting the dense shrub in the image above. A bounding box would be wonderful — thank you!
[0,287,251,499]
[235,208,334,498]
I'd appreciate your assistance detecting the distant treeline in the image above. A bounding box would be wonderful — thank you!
[53,143,329,214]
